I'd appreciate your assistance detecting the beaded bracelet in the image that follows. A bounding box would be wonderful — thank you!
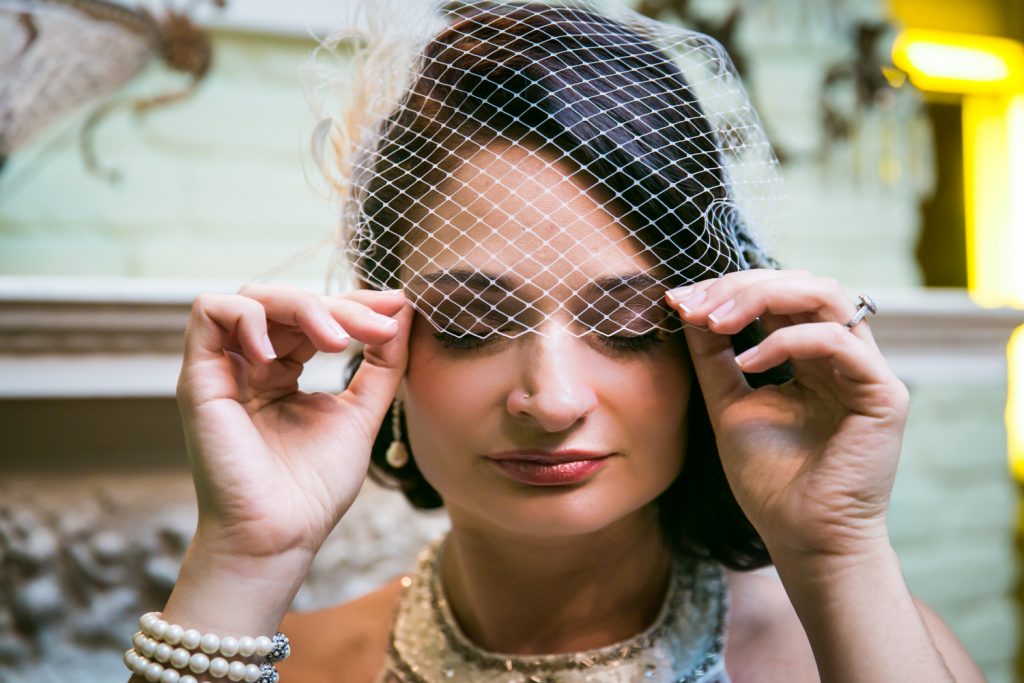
[124,648,277,683]
[139,613,290,661]
[126,612,290,683]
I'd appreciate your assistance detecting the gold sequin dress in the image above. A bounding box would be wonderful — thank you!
[375,536,730,683]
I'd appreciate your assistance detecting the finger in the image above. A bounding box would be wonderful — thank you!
[669,271,878,350]
[239,284,400,351]
[184,294,276,366]
[735,322,890,385]
[178,295,277,414]
[701,275,879,349]
[265,289,410,365]
[337,288,408,316]
[666,268,802,310]
[683,325,751,421]
[322,296,403,345]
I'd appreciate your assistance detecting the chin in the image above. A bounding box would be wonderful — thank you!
[457,476,664,539]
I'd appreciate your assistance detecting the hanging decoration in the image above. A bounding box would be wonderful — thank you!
[0,0,225,181]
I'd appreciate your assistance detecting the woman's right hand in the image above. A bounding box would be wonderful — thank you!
[175,283,411,562]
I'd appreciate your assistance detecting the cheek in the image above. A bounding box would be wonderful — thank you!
[401,322,506,471]
[612,353,691,472]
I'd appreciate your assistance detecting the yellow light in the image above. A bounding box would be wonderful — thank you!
[1009,326,1024,481]
[893,29,1024,480]
[893,29,1024,95]
[964,94,1024,309]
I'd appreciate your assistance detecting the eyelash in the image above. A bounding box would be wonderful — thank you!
[432,329,666,353]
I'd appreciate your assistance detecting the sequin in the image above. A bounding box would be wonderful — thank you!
[378,535,731,683]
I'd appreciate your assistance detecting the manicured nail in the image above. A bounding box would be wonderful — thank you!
[735,345,759,367]
[370,312,399,329]
[261,334,277,360]
[678,289,707,313]
[329,320,350,340]
[708,299,736,325]
[666,286,693,303]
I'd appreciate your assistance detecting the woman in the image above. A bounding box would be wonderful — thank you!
[127,3,983,682]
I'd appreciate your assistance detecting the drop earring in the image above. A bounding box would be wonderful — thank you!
[385,397,410,468]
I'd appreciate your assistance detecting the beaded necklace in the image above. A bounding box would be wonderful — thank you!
[381,536,729,683]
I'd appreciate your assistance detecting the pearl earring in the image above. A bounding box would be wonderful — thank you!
[385,398,410,468]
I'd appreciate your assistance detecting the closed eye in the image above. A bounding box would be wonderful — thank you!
[432,325,666,353]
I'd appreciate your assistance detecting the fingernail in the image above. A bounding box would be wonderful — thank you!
[735,345,759,367]
[678,289,707,313]
[329,320,350,340]
[370,312,399,329]
[666,285,693,303]
[708,299,736,325]
[261,334,277,360]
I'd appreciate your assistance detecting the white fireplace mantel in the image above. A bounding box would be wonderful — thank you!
[0,276,1021,398]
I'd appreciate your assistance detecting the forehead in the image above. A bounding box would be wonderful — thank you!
[402,142,660,292]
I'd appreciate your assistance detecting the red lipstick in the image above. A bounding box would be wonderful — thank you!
[484,449,612,486]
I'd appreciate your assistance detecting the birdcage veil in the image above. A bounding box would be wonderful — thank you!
[307,0,782,340]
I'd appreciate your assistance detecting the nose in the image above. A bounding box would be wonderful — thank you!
[505,328,598,433]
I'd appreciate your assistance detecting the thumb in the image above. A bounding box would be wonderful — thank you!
[343,301,413,433]
[683,324,750,424]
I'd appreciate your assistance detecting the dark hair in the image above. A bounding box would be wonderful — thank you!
[350,2,790,570]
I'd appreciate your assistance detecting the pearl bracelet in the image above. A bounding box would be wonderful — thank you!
[139,612,290,662]
[127,612,290,683]
[124,648,278,683]
[130,633,279,681]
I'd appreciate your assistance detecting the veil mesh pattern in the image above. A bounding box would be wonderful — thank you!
[309,0,782,340]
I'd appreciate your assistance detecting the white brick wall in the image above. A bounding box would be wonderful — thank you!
[0,32,334,281]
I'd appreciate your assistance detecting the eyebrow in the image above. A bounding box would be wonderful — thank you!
[410,270,661,296]
[411,269,518,294]
[584,273,661,296]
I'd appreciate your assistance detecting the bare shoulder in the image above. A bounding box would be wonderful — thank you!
[722,567,819,683]
[276,576,405,683]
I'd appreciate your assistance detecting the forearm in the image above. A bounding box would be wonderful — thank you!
[773,543,956,682]
[125,535,314,683]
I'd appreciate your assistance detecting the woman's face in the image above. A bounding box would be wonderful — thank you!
[399,142,692,538]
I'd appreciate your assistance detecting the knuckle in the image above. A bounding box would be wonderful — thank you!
[736,285,762,308]
[295,295,327,323]
[237,282,263,298]
[815,322,847,346]
[192,292,217,312]
[819,277,844,297]
[891,379,911,408]
[238,296,266,318]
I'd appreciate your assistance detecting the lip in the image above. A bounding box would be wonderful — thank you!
[486,449,611,463]
[484,450,613,486]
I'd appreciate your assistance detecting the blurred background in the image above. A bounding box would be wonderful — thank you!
[1,0,1023,680]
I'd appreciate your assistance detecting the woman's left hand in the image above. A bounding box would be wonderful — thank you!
[665,269,909,562]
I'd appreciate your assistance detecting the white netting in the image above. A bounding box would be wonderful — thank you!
[308,0,783,342]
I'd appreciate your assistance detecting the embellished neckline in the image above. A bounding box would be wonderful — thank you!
[385,535,729,683]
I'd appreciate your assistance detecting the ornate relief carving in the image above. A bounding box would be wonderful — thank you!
[0,474,448,681]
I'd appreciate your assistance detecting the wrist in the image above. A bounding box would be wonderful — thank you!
[766,539,956,682]
[761,514,892,573]
[767,533,895,581]
[159,536,315,636]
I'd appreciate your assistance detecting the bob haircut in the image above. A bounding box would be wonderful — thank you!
[344,2,791,571]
